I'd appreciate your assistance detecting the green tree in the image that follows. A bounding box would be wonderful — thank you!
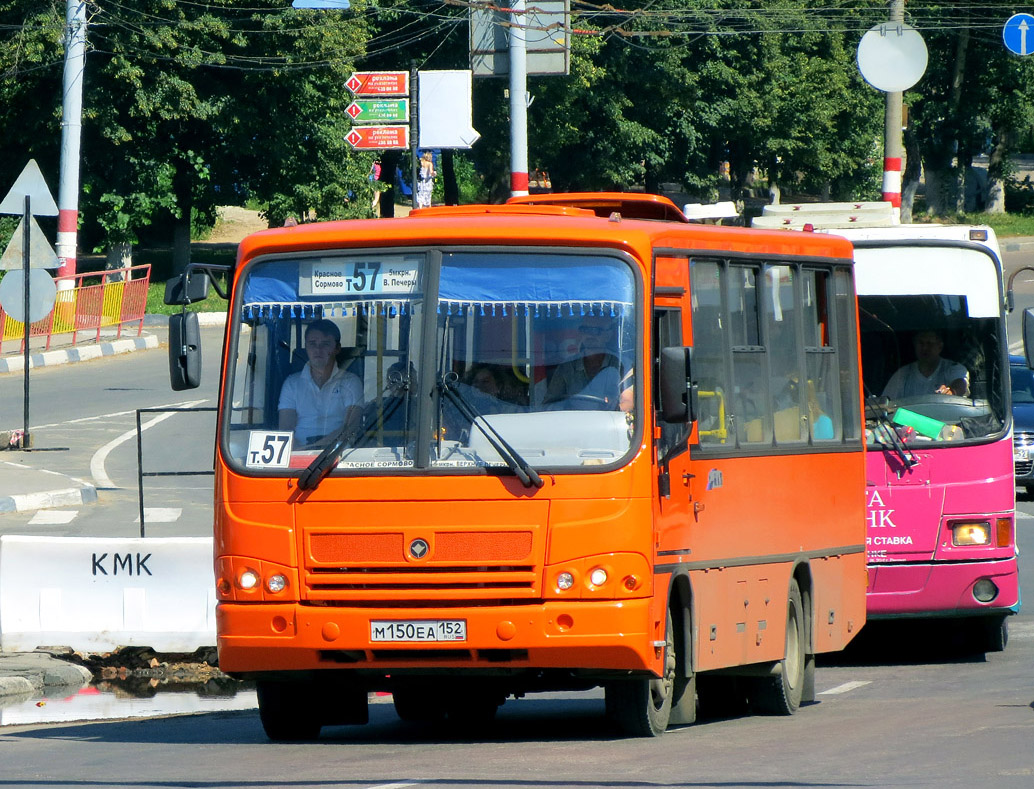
[903,2,1034,216]
[1,1,372,270]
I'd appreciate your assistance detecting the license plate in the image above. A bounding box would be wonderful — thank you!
[1015,447,1029,462]
[370,619,467,642]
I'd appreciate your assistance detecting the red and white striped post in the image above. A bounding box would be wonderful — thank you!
[57,0,87,285]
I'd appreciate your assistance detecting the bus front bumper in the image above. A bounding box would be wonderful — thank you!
[866,556,1020,618]
[216,598,657,677]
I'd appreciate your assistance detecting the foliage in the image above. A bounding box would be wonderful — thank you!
[0,0,372,261]
[904,2,1034,215]
[5,0,1034,250]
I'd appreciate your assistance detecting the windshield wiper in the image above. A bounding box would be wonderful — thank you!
[297,420,355,491]
[438,372,543,489]
[865,395,917,469]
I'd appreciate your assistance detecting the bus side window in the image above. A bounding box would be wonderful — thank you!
[833,268,861,440]
[728,265,770,446]
[690,259,731,446]
[767,265,806,444]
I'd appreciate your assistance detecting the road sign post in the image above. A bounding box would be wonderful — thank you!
[1,160,60,449]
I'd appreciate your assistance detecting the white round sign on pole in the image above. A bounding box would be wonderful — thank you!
[857,22,928,92]
[0,269,58,324]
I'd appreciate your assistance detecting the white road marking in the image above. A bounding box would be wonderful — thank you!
[819,680,872,695]
[28,510,78,525]
[90,399,207,489]
[33,400,206,430]
[134,508,182,523]
[367,784,421,789]
[1016,511,1033,519]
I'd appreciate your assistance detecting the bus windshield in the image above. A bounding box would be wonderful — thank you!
[224,249,638,475]
[856,244,1007,447]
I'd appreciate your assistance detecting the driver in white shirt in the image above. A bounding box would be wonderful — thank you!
[882,329,969,399]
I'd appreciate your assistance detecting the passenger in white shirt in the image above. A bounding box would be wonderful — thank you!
[278,319,363,447]
[882,329,969,399]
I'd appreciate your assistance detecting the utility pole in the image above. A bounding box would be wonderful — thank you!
[509,0,529,197]
[882,0,905,221]
[57,0,87,286]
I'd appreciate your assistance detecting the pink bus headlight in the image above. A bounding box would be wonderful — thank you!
[950,521,991,547]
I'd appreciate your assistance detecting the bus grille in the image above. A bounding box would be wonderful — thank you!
[303,529,540,601]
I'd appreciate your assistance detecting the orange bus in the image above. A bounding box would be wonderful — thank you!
[166,193,867,739]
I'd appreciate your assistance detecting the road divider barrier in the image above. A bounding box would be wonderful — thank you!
[0,535,215,653]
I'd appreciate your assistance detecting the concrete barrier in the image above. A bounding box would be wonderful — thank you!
[0,535,215,653]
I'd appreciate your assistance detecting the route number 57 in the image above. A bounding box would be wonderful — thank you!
[246,431,293,468]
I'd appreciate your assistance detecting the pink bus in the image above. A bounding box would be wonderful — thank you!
[848,224,1018,649]
[755,209,1019,649]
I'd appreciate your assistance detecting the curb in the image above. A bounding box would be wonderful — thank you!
[0,335,159,375]
[0,653,93,698]
[0,461,98,515]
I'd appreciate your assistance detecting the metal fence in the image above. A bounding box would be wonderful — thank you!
[0,264,151,354]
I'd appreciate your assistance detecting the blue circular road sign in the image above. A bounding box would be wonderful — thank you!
[1004,13,1034,56]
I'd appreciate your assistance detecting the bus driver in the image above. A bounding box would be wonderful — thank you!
[545,316,625,409]
[882,329,969,399]
[278,319,363,447]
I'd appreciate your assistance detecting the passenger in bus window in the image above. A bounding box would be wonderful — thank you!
[882,329,969,398]
[544,316,624,409]
[278,319,363,447]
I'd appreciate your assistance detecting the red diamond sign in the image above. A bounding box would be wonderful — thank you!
[345,125,410,150]
[345,71,409,96]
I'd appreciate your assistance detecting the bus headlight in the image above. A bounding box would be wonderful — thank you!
[238,569,260,590]
[556,572,574,591]
[266,574,288,593]
[588,567,608,587]
[951,521,991,546]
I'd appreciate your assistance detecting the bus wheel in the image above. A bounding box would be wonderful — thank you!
[978,615,1009,653]
[752,578,805,715]
[605,610,676,737]
[256,680,323,741]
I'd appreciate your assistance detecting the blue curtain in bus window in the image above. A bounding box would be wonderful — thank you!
[439,253,634,315]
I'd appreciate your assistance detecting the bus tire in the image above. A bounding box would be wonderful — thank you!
[979,615,1009,653]
[256,680,323,741]
[752,578,805,715]
[605,609,676,737]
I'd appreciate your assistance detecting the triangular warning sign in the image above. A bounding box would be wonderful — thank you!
[0,159,59,217]
[0,215,59,270]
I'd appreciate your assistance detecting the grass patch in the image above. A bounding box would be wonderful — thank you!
[914,210,1034,237]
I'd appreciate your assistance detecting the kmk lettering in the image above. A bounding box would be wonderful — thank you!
[92,552,153,576]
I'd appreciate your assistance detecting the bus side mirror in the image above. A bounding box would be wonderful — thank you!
[164,271,210,306]
[1024,309,1034,369]
[169,311,202,390]
[659,346,697,423]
